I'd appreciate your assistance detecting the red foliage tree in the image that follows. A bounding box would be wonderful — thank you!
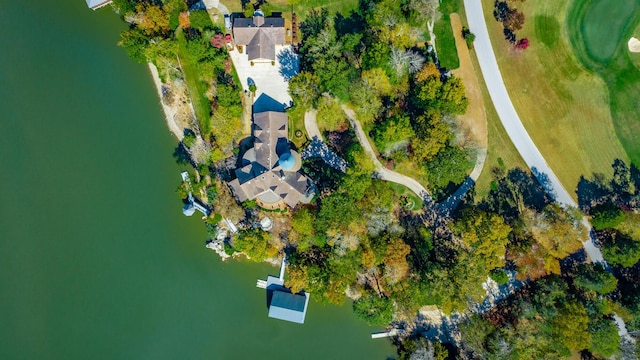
[516,37,530,50]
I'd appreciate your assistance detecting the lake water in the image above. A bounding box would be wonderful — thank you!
[0,1,394,358]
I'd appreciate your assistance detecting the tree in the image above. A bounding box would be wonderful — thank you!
[372,115,415,152]
[515,37,530,50]
[134,3,170,36]
[383,238,411,284]
[361,68,393,97]
[588,318,621,358]
[288,71,320,106]
[551,301,591,352]
[316,96,347,131]
[437,76,468,115]
[234,228,278,262]
[352,292,393,326]
[243,2,255,18]
[454,210,511,270]
[602,230,640,268]
[574,264,618,295]
[212,180,245,223]
[522,205,586,274]
[118,28,149,63]
[189,10,214,31]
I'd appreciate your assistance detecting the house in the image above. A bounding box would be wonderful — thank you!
[228,111,314,209]
[86,0,112,10]
[232,11,285,61]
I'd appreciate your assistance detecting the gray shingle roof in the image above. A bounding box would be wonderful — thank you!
[232,17,285,60]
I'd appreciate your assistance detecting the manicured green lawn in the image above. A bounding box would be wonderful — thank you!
[270,0,360,20]
[434,15,460,70]
[480,0,629,196]
[175,28,212,135]
[579,0,638,62]
[567,0,640,165]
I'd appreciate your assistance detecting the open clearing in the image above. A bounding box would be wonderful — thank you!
[567,0,640,165]
[480,0,628,194]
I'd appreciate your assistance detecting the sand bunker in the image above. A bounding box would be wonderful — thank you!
[628,37,640,52]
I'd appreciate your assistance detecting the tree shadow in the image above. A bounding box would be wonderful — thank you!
[277,47,300,81]
[576,173,610,211]
[531,167,555,201]
[334,10,364,37]
[481,167,551,220]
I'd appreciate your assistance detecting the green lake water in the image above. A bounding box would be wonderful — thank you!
[0,1,394,358]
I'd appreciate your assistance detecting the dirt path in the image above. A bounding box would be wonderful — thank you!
[450,13,488,149]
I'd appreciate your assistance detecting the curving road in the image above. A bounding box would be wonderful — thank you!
[465,0,631,338]
[464,0,605,263]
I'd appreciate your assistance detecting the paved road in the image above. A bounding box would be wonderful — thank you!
[464,0,632,338]
[464,0,605,263]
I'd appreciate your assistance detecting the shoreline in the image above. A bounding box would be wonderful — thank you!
[147,63,184,140]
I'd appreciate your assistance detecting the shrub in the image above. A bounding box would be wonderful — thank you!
[189,10,214,31]
[490,269,509,285]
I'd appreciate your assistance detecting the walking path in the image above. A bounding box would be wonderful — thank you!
[341,106,433,203]
[464,0,629,337]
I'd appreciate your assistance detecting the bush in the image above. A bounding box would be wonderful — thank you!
[490,269,509,285]
[590,202,625,230]
[462,26,476,49]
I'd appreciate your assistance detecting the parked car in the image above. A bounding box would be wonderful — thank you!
[224,14,231,30]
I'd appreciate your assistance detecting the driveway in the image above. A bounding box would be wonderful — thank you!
[228,45,295,110]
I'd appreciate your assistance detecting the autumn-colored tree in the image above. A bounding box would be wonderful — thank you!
[286,265,309,294]
[178,12,190,28]
[551,301,591,352]
[454,210,511,270]
[522,205,586,274]
[134,3,170,35]
[361,68,393,97]
[383,238,411,284]
[212,180,245,223]
[234,228,278,262]
[515,37,530,50]
[503,8,525,32]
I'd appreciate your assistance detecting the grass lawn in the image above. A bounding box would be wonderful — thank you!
[175,28,212,135]
[287,105,308,148]
[387,182,424,211]
[269,0,360,20]
[434,15,460,70]
[567,0,640,166]
[632,21,640,70]
[480,0,629,197]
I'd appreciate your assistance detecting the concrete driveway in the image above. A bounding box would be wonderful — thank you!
[228,45,296,110]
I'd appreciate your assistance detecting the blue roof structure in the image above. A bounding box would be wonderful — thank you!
[268,290,309,324]
[86,0,112,10]
[279,152,295,171]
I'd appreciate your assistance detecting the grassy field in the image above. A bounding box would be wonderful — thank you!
[567,0,640,166]
[269,0,359,20]
[632,22,640,70]
[434,15,460,70]
[175,28,212,135]
[480,0,629,196]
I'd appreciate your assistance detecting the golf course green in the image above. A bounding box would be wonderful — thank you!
[568,0,640,165]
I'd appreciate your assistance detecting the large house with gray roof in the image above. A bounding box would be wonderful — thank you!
[228,111,314,209]
[232,12,286,61]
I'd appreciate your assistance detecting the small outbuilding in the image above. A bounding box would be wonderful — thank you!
[268,290,310,324]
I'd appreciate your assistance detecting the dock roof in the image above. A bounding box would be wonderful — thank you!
[268,290,309,324]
